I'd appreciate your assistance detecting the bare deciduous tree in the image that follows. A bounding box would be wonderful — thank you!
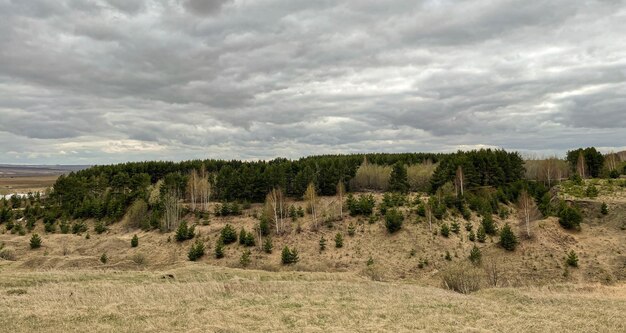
[336,180,345,219]
[540,157,557,187]
[605,151,618,172]
[163,190,180,232]
[187,166,212,212]
[577,152,586,178]
[304,182,318,230]
[518,190,539,239]
[266,187,286,234]
[187,169,198,211]
[426,197,433,232]
[455,165,464,197]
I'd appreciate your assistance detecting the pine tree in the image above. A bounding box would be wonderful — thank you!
[389,162,409,193]
[468,230,476,242]
[175,221,189,242]
[240,249,251,267]
[239,227,247,245]
[481,215,497,235]
[347,223,356,236]
[566,250,578,267]
[440,223,450,237]
[477,226,486,243]
[451,220,460,234]
[384,208,404,233]
[94,221,107,234]
[335,233,343,248]
[131,234,139,247]
[100,253,108,264]
[601,202,608,215]
[29,233,42,249]
[469,245,481,265]
[499,223,518,251]
[188,240,205,261]
[319,236,327,252]
[263,238,273,254]
[215,239,225,259]
[220,224,237,244]
[281,246,299,265]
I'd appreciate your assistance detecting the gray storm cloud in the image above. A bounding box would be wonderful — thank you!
[0,0,625,164]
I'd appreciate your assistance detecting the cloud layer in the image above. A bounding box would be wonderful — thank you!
[1,0,625,164]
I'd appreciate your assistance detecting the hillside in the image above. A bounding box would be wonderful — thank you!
[2,190,625,286]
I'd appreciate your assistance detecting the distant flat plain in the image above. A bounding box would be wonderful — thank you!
[0,165,88,195]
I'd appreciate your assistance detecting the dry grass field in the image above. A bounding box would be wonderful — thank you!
[0,265,625,333]
[0,175,58,195]
[1,178,625,332]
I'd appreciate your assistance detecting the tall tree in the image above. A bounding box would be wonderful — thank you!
[389,162,409,193]
[304,182,318,230]
[266,187,285,235]
[455,165,464,196]
[162,189,180,232]
[518,190,539,239]
[577,152,586,179]
[336,180,345,219]
[187,169,198,211]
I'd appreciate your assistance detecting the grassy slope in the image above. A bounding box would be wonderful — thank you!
[0,265,625,333]
[1,182,625,332]
[2,194,624,285]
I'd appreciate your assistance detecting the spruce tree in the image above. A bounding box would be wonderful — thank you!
[319,236,327,252]
[100,253,108,264]
[384,208,404,233]
[477,226,486,243]
[566,250,579,267]
[481,215,497,235]
[240,249,251,267]
[175,221,189,242]
[131,234,139,247]
[440,223,450,237]
[281,246,299,265]
[94,221,107,234]
[29,233,42,249]
[335,233,343,248]
[220,224,237,244]
[188,240,205,261]
[215,239,225,259]
[239,227,247,245]
[469,245,481,265]
[451,220,460,234]
[348,223,356,236]
[499,223,518,251]
[389,162,409,193]
[468,230,476,242]
[263,238,273,253]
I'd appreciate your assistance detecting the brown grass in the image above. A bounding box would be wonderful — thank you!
[0,175,58,195]
[0,265,624,332]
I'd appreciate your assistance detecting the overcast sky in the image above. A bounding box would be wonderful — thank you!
[1,0,625,165]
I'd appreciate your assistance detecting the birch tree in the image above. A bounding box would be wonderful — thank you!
[163,190,180,232]
[577,152,586,178]
[518,189,539,239]
[187,169,198,211]
[266,187,285,234]
[336,180,345,219]
[304,182,318,230]
[455,165,464,197]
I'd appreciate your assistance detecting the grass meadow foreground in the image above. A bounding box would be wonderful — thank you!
[0,265,624,333]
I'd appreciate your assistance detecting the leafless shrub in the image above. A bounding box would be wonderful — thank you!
[441,262,482,294]
[0,248,17,261]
